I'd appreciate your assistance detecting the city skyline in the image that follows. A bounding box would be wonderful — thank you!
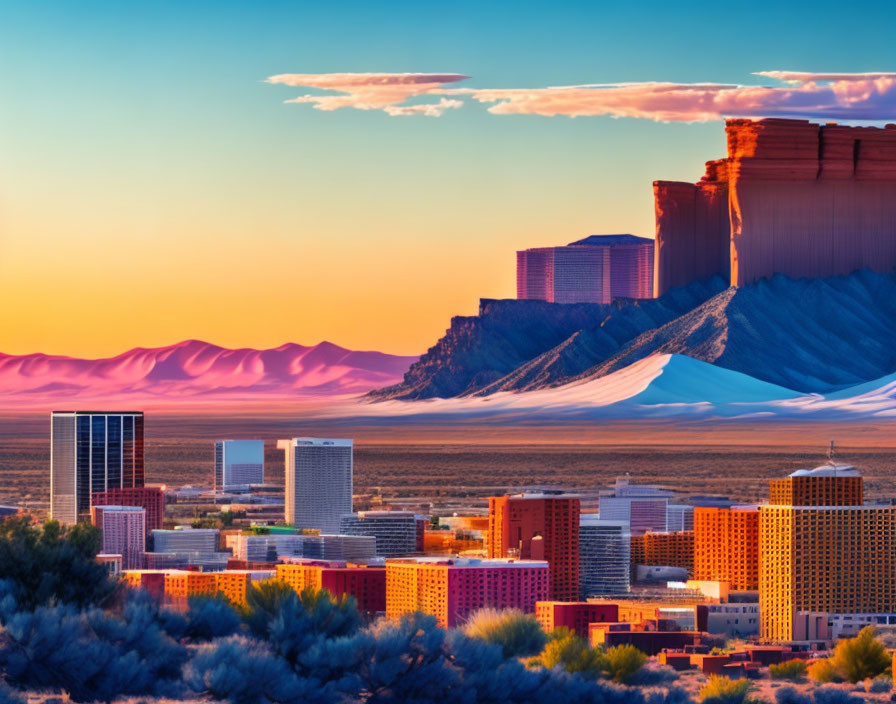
[4,1,896,358]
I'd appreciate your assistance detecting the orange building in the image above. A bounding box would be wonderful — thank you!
[164,571,217,609]
[212,570,276,606]
[694,506,760,591]
[386,557,549,627]
[123,569,166,599]
[630,531,694,574]
[488,493,579,601]
[535,601,619,638]
[275,560,386,614]
[769,465,862,506]
[760,466,896,643]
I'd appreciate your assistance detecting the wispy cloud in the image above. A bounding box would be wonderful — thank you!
[265,72,468,115]
[267,71,896,122]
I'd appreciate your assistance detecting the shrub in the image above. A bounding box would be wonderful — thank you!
[529,628,604,678]
[769,659,809,681]
[698,675,751,704]
[830,626,890,683]
[808,658,841,684]
[602,643,648,683]
[774,685,812,704]
[463,608,548,658]
[184,594,243,640]
[812,687,864,704]
[867,674,891,692]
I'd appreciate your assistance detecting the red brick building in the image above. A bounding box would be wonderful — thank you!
[535,601,619,639]
[488,493,580,601]
[92,486,166,535]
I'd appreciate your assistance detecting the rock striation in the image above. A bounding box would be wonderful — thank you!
[655,118,896,295]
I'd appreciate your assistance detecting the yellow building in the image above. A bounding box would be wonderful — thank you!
[693,506,759,591]
[164,571,217,609]
[760,466,896,642]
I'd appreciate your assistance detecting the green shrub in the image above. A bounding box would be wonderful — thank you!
[463,608,548,658]
[602,643,648,683]
[698,675,751,704]
[769,659,808,681]
[830,626,890,683]
[528,628,604,678]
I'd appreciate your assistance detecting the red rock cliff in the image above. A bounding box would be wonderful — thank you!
[654,118,896,295]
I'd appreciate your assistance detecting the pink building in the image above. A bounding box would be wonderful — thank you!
[386,557,550,627]
[517,235,654,304]
[91,505,146,570]
[92,486,166,536]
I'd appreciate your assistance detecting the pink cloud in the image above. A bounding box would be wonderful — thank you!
[266,72,469,116]
[267,71,896,122]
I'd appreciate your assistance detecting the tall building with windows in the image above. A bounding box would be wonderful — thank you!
[214,440,264,492]
[579,516,630,597]
[339,511,419,556]
[278,438,353,533]
[50,411,145,524]
[693,505,760,591]
[488,493,580,601]
[92,486,166,535]
[516,235,654,304]
[598,476,674,535]
[91,505,146,570]
[759,465,896,643]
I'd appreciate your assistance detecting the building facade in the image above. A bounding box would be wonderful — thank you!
[516,235,654,304]
[693,505,760,591]
[598,476,674,535]
[488,493,580,601]
[339,511,419,556]
[386,557,549,627]
[276,560,386,614]
[92,486,165,536]
[152,527,219,553]
[535,601,620,639]
[50,411,145,524]
[279,438,353,533]
[630,531,694,575]
[579,517,630,597]
[214,440,265,492]
[91,505,146,570]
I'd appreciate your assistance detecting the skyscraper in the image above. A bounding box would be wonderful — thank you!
[488,493,580,601]
[693,505,760,591]
[760,465,896,643]
[339,511,419,556]
[579,516,630,597]
[278,437,353,533]
[51,411,145,524]
[214,440,265,491]
[516,235,654,304]
[597,476,673,535]
[92,486,166,535]
[91,505,146,570]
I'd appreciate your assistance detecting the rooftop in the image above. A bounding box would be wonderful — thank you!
[568,234,654,247]
[787,463,860,478]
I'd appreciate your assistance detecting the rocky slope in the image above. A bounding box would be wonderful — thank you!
[372,269,896,400]
[369,277,726,400]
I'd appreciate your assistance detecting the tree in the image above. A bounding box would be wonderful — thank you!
[829,626,890,683]
[0,517,116,609]
[463,608,548,658]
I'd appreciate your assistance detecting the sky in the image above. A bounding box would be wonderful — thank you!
[2,0,895,358]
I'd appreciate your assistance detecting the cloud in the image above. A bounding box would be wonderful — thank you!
[268,70,896,122]
[266,72,469,116]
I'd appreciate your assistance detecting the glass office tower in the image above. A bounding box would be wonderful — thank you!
[50,411,145,524]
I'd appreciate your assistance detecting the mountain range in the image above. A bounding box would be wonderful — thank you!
[371,269,896,401]
[0,340,418,407]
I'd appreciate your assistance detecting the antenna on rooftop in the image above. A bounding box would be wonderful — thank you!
[827,440,836,466]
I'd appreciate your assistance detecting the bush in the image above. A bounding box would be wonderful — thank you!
[184,594,243,640]
[808,658,841,684]
[812,687,864,704]
[774,685,812,704]
[529,628,604,678]
[770,659,809,681]
[867,674,891,692]
[463,608,548,658]
[698,675,751,704]
[830,626,890,683]
[603,643,648,683]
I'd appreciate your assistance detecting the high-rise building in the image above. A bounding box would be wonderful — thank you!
[278,438,353,533]
[214,440,265,492]
[516,235,654,304]
[91,486,165,536]
[300,534,376,563]
[488,493,579,601]
[51,411,145,524]
[152,527,219,553]
[386,557,549,627]
[768,465,863,506]
[91,505,146,570]
[598,476,674,535]
[630,531,694,575]
[276,560,386,614]
[232,533,307,562]
[666,505,695,532]
[579,517,630,597]
[339,511,419,556]
[693,505,760,591]
[759,465,896,643]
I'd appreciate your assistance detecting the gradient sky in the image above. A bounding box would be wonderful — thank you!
[2,0,895,358]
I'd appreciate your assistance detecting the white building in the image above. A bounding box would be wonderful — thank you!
[301,534,376,562]
[579,516,630,597]
[152,526,219,553]
[95,505,145,570]
[598,476,675,535]
[666,504,694,532]
[339,511,419,556]
[278,438,353,533]
[706,603,760,637]
[214,440,264,492]
[233,533,307,562]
